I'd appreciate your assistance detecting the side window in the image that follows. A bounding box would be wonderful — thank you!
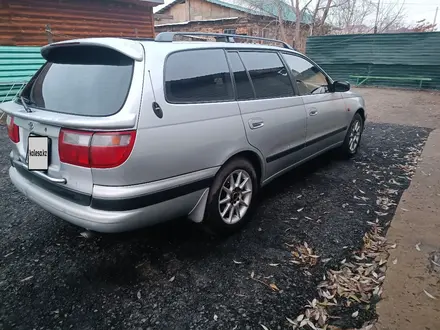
[239,51,294,99]
[282,53,329,95]
[227,52,254,100]
[165,49,233,103]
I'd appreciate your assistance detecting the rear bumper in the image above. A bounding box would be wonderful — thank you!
[9,166,215,233]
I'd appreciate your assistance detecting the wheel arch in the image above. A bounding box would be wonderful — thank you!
[188,149,264,224]
[356,108,366,122]
[220,149,265,186]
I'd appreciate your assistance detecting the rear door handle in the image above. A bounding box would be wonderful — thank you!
[309,108,318,116]
[249,118,264,130]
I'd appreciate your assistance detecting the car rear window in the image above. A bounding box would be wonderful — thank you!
[22,46,134,117]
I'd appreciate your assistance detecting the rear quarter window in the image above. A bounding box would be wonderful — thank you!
[164,49,234,103]
[22,46,134,117]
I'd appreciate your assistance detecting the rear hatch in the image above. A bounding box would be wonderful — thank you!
[2,38,145,202]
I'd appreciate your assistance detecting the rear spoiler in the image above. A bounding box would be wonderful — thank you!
[41,38,144,62]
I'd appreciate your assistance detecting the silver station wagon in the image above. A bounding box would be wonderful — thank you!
[2,32,366,234]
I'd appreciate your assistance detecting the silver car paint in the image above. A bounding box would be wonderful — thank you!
[1,38,366,232]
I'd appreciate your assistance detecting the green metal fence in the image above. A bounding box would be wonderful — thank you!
[306,32,440,90]
[0,46,44,103]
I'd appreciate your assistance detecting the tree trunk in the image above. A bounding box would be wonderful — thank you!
[293,0,302,50]
[310,0,321,36]
[277,4,288,42]
[318,0,333,34]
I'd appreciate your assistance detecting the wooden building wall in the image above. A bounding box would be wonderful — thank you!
[156,0,246,24]
[0,0,155,46]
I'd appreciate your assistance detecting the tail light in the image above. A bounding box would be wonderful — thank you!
[6,116,20,143]
[59,129,136,168]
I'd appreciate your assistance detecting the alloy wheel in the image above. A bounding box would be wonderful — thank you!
[218,169,253,224]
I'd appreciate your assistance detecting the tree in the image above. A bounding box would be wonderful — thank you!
[238,0,290,42]
[291,0,313,50]
[389,19,437,33]
[410,19,437,32]
[373,0,406,33]
[238,0,320,50]
[328,0,407,34]
[310,0,338,36]
[329,0,376,34]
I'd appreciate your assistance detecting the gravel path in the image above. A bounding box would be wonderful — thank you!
[0,123,430,330]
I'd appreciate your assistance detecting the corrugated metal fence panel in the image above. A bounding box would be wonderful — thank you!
[0,0,154,46]
[0,46,44,102]
[306,32,440,90]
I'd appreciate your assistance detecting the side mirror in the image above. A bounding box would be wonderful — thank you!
[332,81,350,92]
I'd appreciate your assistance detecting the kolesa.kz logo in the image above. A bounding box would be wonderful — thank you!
[29,149,48,157]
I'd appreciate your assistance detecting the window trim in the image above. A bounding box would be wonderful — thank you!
[277,51,300,96]
[236,49,297,100]
[226,50,256,100]
[280,51,335,95]
[163,48,236,105]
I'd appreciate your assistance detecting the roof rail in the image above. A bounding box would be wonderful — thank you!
[123,37,155,41]
[154,32,294,50]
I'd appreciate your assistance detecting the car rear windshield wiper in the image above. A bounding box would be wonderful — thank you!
[19,96,33,113]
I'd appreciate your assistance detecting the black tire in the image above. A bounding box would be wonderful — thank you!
[339,112,364,158]
[203,157,258,235]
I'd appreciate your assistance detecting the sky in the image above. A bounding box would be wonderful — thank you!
[398,0,438,26]
[154,0,439,28]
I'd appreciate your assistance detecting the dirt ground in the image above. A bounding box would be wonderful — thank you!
[356,87,440,330]
[355,87,440,129]
[375,129,440,330]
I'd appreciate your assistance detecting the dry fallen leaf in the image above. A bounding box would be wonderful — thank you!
[233,260,243,264]
[300,319,308,327]
[270,283,280,291]
[20,276,33,282]
[415,243,421,251]
[352,310,359,318]
[79,231,93,239]
[169,276,175,282]
[297,208,304,212]
[423,289,437,300]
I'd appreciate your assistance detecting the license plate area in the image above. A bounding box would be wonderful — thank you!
[27,135,51,171]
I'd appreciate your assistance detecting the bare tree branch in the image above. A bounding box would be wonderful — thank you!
[377,0,406,33]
